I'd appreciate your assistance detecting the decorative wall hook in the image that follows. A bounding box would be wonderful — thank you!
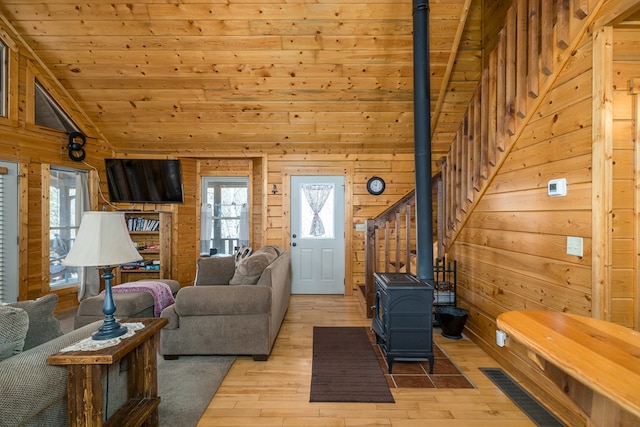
[272,184,278,194]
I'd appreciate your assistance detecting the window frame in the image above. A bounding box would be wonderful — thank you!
[34,80,80,133]
[200,177,250,256]
[0,39,7,118]
[48,166,87,290]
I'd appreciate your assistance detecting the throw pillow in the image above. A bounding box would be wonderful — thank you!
[8,294,63,350]
[234,245,252,268]
[229,247,278,285]
[0,306,29,361]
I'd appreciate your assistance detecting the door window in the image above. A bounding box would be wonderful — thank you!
[300,183,335,239]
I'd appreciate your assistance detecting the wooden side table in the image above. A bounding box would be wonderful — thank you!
[48,317,168,427]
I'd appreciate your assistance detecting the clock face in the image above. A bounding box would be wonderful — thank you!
[367,177,385,195]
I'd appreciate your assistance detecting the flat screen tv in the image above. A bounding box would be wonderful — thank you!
[105,158,184,204]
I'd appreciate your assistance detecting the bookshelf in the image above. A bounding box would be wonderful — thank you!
[116,211,172,284]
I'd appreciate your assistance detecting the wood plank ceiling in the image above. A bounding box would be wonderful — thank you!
[0,0,483,159]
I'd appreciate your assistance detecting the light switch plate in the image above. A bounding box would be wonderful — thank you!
[355,223,366,232]
[567,236,583,257]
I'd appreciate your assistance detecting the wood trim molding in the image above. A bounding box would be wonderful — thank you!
[634,85,640,330]
[591,26,614,321]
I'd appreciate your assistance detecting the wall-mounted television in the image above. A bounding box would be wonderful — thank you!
[105,158,184,204]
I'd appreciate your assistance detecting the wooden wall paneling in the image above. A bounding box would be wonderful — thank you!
[592,26,613,321]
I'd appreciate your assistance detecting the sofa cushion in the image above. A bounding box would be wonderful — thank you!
[229,246,279,285]
[0,306,29,361]
[8,294,63,350]
[195,256,236,286]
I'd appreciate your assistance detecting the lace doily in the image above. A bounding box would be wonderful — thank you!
[60,322,145,352]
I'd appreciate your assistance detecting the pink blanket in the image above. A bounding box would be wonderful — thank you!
[110,281,175,317]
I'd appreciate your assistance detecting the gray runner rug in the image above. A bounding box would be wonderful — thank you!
[157,355,235,427]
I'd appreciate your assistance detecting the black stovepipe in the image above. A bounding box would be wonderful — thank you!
[412,0,434,282]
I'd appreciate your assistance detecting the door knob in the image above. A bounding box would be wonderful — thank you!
[292,242,297,247]
[292,234,297,238]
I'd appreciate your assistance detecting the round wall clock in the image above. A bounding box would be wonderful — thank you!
[367,176,386,195]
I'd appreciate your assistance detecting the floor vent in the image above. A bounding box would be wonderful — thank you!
[480,368,566,427]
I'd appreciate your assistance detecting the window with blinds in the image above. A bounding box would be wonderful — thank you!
[0,162,18,303]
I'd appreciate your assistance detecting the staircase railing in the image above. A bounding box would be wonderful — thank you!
[442,0,604,246]
[361,0,606,318]
[363,190,416,317]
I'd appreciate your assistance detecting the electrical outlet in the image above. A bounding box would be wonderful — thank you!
[567,236,583,257]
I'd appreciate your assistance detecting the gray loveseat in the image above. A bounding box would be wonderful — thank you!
[0,295,127,426]
[74,279,180,329]
[160,245,291,361]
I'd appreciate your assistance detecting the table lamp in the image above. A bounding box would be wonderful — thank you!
[63,211,143,340]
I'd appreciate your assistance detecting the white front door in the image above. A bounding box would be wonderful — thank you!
[290,175,345,294]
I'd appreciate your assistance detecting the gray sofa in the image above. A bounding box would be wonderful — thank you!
[0,295,127,427]
[160,245,291,361]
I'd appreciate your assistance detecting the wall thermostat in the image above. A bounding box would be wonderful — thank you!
[548,178,567,197]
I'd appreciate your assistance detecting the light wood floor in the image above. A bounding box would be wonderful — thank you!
[198,295,536,427]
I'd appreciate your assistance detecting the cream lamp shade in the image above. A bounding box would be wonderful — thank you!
[63,211,142,267]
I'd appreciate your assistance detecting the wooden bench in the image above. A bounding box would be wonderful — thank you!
[496,310,640,427]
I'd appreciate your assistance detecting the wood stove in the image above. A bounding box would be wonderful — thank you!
[371,272,434,373]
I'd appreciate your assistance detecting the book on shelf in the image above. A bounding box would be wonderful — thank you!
[126,216,160,232]
[120,260,160,270]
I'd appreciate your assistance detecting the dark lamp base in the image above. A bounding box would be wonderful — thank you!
[92,322,128,341]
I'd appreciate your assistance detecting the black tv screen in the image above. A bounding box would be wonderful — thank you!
[105,159,184,204]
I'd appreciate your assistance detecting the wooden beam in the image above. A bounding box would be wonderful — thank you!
[505,6,517,135]
[633,81,640,330]
[528,0,540,98]
[541,0,555,75]
[516,0,529,118]
[557,0,571,49]
[591,26,613,321]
